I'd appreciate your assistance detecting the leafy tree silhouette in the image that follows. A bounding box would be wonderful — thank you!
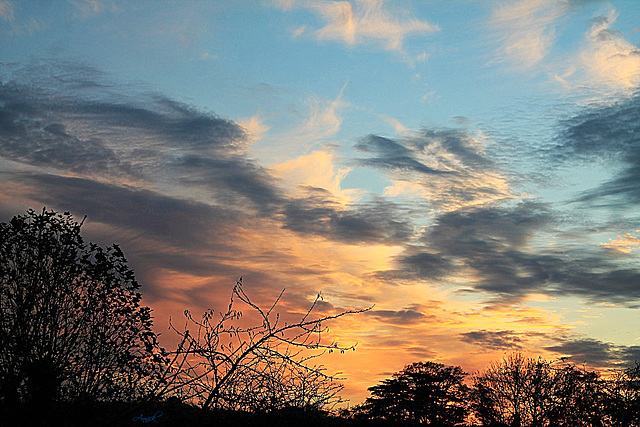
[353,361,468,426]
[0,209,167,412]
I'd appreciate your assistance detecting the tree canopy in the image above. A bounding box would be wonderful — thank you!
[354,361,468,426]
[0,208,166,408]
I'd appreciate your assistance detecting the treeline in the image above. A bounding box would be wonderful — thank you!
[347,355,640,426]
[1,209,639,426]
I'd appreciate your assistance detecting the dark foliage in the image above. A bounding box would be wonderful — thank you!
[353,361,468,426]
[0,208,167,416]
[470,353,640,427]
[605,362,640,427]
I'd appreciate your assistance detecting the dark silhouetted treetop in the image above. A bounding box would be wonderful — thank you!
[0,208,167,408]
[353,361,469,426]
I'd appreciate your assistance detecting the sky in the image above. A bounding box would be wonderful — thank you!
[1,0,640,404]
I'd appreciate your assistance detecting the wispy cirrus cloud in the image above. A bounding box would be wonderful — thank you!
[274,0,438,54]
[580,10,640,90]
[489,0,569,70]
[67,0,119,18]
[0,0,14,21]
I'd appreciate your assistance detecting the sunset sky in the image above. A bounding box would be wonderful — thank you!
[1,0,640,403]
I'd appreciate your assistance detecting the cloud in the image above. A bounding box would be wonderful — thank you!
[355,134,447,175]
[366,305,432,325]
[14,173,244,252]
[167,154,284,215]
[0,1,14,21]
[271,150,355,204]
[0,73,248,175]
[460,330,524,351]
[67,0,118,18]
[354,128,515,210]
[545,337,640,367]
[239,115,269,147]
[601,231,640,254]
[0,63,285,214]
[274,0,438,53]
[281,190,413,245]
[295,83,348,144]
[489,0,568,70]
[554,93,640,206]
[0,60,424,252]
[262,86,349,160]
[395,251,453,280]
[581,11,640,90]
[372,201,640,304]
[416,202,555,296]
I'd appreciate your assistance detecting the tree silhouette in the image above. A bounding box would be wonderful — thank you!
[471,354,553,427]
[159,278,370,413]
[469,354,624,427]
[605,362,640,427]
[0,209,166,409]
[354,361,469,426]
[546,362,606,427]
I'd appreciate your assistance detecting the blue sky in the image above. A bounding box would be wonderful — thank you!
[1,0,640,402]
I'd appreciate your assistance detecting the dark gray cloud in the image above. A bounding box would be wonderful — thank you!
[460,330,524,351]
[169,154,284,215]
[355,135,445,174]
[574,164,640,205]
[16,173,244,251]
[545,337,640,368]
[354,134,448,174]
[366,305,433,325]
[374,201,640,303]
[554,93,640,206]
[0,84,121,173]
[397,251,453,279]
[408,202,555,296]
[353,128,513,211]
[281,189,414,244]
[0,61,420,246]
[355,128,493,173]
[409,129,492,168]
[0,68,260,221]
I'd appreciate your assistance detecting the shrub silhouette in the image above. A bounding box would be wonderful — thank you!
[0,208,166,410]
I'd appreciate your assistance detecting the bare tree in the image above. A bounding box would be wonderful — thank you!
[605,362,640,427]
[471,354,612,427]
[158,278,370,413]
[547,362,606,427]
[471,354,553,427]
